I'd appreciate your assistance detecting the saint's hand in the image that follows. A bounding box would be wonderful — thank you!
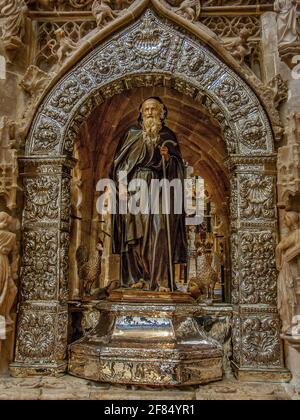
[159,145,170,162]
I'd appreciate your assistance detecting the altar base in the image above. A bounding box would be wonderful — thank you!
[68,291,223,387]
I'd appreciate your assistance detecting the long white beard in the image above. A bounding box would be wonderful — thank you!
[142,117,162,145]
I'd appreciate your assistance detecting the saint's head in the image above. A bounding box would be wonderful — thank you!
[139,97,167,144]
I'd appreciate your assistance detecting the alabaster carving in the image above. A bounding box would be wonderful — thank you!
[275,0,300,46]
[268,74,289,109]
[0,212,19,326]
[174,0,201,22]
[278,113,300,209]
[276,211,300,334]
[0,118,19,210]
[0,0,27,61]
[224,28,253,65]
[54,28,78,67]
[92,0,121,27]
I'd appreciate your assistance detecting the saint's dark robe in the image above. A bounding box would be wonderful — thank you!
[111,126,187,290]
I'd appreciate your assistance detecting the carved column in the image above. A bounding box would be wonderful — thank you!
[10,157,73,376]
[229,157,291,382]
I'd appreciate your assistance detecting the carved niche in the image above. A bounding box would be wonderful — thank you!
[14,9,284,378]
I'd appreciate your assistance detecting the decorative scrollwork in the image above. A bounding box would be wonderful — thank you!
[239,231,277,305]
[240,174,275,219]
[21,230,58,300]
[16,312,55,360]
[27,10,273,157]
[241,317,281,366]
[24,176,60,221]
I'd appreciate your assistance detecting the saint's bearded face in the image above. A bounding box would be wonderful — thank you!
[141,99,164,143]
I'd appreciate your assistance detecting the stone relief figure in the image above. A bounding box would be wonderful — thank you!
[274,0,300,45]
[276,211,300,334]
[92,0,118,27]
[175,0,201,22]
[0,0,28,61]
[0,212,19,327]
[224,28,253,65]
[53,28,78,66]
[111,97,187,292]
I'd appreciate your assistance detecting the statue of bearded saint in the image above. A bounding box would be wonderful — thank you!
[111,97,187,292]
[0,212,18,326]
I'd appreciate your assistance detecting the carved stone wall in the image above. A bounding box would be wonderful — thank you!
[9,8,288,382]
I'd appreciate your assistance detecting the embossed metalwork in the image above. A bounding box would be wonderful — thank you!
[239,231,277,305]
[241,317,282,367]
[69,297,223,386]
[25,10,274,156]
[240,174,275,220]
[14,9,285,380]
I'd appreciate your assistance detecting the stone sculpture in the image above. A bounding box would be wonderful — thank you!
[276,211,300,333]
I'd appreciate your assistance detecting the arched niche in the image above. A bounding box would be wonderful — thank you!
[11,9,289,382]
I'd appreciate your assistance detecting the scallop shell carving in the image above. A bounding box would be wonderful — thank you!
[127,11,170,58]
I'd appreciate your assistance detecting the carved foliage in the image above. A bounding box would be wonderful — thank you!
[21,230,58,300]
[24,176,60,222]
[16,312,56,360]
[241,317,281,367]
[239,174,275,219]
[239,231,277,305]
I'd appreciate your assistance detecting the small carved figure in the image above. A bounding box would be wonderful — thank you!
[224,28,253,65]
[268,74,289,109]
[54,28,78,66]
[0,212,19,326]
[274,0,300,45]
[188,246,218,300]
[92,0,118,28]
[114,0,132,9]
[176,0,201,22]
[276,211,300,334]
[76,240,104,295]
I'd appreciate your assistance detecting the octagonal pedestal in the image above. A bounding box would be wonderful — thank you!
[68,291,223,387]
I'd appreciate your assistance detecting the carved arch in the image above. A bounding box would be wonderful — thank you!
[26,9,274,158]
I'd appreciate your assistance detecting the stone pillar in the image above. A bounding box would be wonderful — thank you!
[229,157,291,382]
[10,157,73,376]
